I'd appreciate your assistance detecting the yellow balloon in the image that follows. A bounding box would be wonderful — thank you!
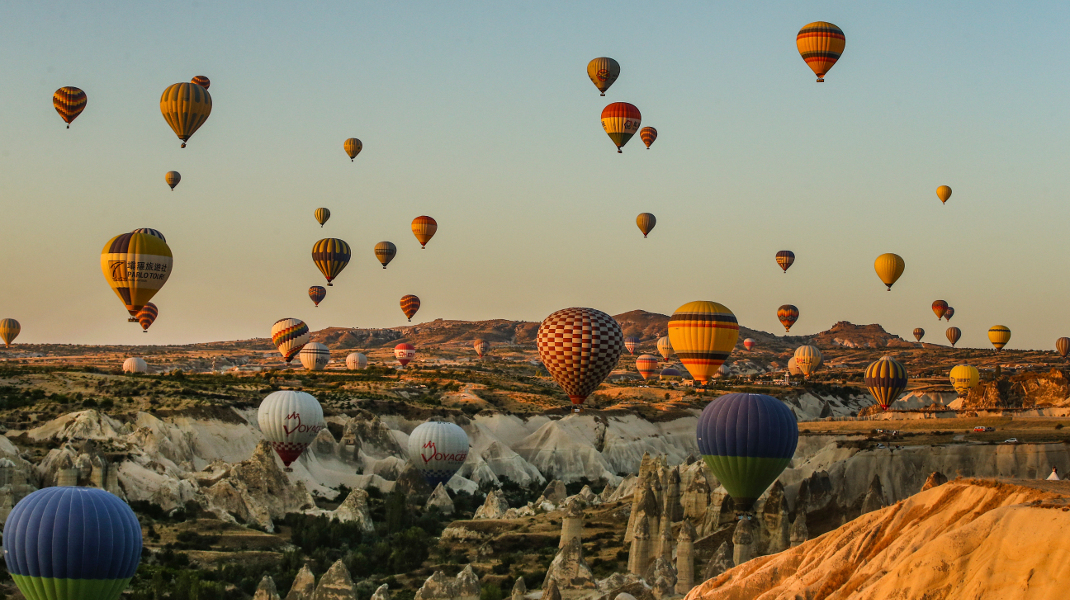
[160,82,212,148]
[988,325,1011,351]
[874,253,905,291]
[667,301,738,384]
[936,185,952,204]
[101,232,173,320]
[793,345,823,378]
[949,365,979,395]
[0,318,20,347]
[344,138,362,161]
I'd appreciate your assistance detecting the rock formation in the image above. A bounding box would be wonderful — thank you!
[624,453,656,542]
[646,557,676,600]
[537,479,567,508]
[702,541,733,581]
[541,578,561,600]
[674,520,695,594]
[285,565,316,600]
[655,513,673,563]
[680,467,710,521]
[732,518,755,566]
[662,468,681,522]
[253,576,281,600]
[330,489,375,531]
[542,536,595,589]
[921,471,948,492]
[426,483,455,515]
[590,573,654,600]
[510,577,526,600]
[371,584,390,600]
[474,489,509,519]
[626,481,660,546]
[627,517,652,576]
[415,565,481,600]
[312,560,357,600]
[559,499,583,548]
[789,511,808,548]
[860,474,886,515]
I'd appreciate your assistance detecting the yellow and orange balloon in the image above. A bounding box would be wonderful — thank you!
[411,216,437,248]
[874,253,905,291]
[667,301,739,384]
[160,82,212,148]
[796,22,845,82]
[101,232,173,321]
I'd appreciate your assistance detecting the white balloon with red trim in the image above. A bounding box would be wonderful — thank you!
[258,390,325,472]
[407,421,469,488]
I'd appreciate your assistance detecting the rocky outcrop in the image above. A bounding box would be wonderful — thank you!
[253,576,282,600]
[541,578,561,600]
[313,560,357,600]
[959,369,1070,409]
[37,441,121,495]
[536,480,567,508]
[394,463,434,497]
[414,565,480,600]
[509,578,526,600]
[474,489,509,519]
[646,557,676,600]
[861,475,886,515]
[675,520,695,595]
[921,471,948,492]
[426,483,455,515]
[331,489,375,531]
[371,585,390,600]
[542,537,595,589]
[789,512,808,548]
[732,518,755,566]
[559,499,583,548]
[680,467,711,520]
[627,517,652,576]
[702,541,733,581]
[285,565,316,600]
[590,573,654,600]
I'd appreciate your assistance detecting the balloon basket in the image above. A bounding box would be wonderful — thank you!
[284,467,293,473]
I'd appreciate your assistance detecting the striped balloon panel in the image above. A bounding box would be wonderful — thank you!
[309,286,326,306]
[586,57,620,94]
[1057,337,1070,358]
[988,326,1011,350]
[696,393,798,511]
[936,185,952,203]
[191,75,210,90]
[624,336,640,355]
[656,336,672,360]
[949,365,979,395]
[793,345,822,377]
[299,342,331,371]
[913,328,925,342]
[667,301,739,384]
[864,356,908,410]
[639,127,657,148]
[796,22,845,79]
[636,213,656,237]
[943,307,954,321]
[374,241,397,268]
[314,208,330,226]
[344,138,362,160]
[775,250,795,272]
[0,318,20,347]
[100,233,173,316]
[312,238,351,283]
[635,354,658,380]
[131,228,166,243]
[945,327,961,346]
[777,305,799,332]
[411,216,438,247]
[401,295,421,320]
[743,339,755,351]
[600,102,641,150]
[346,352,368,370]
[4,487,142,600]
[136,303,158,332]
[52,86,87,125]
[258,391,324,466]
[932,300,948,320]
[473,339,490,357]
[874,253,905,290]
[271,318,310,363]
[159,82,212,145]
[536,307,624,404]
[408,421,469,487]
[164,171,181,189]
[395,343,416,366]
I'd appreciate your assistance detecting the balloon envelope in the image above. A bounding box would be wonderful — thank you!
[668,301,739,384]
[412,216,438,248]
[775,251,795,273]
[640,127,657,149]
[636,213,656,237]
[946,327,961,347]
[272,318,310,363]
[131,228,166,242]
[299,342,330,371]
[312,238,351,285]
[101,232,173,319]
[344,138,362,161]
[123,357,147,373]
[777,305,799,332]
[474,339,490,358]
[601,102,641,152]
[796,22,845,82]
[937,185,952,204]
[624,336,640,355]
[408,421,469,488]
[53,86,87,128]
[536,307,624,406]
[743,338,756,351]
[191,75,210,89]
[864,356,908,410]
[949,365,980,395]
[0,318,21,347]
[787,357,802,376]
[932,300,948,320]
[160,82,212,147]
[136,302,158,332]
[586,57,620,95]
[913,328,925,342]
[374,241,397,268]
[395,343,416,366]
[793,345,822,378]
[874,253,905,290]
[346,352,368,370]
[635,354,659,380]
[165,171,181,190]
[314,208,330,227]
[401,295,421,322]
[1058,337,1070,359]
[944,307,955,321]
[309,286,326,307]
[258,390,325,468]
[656,336,672,361]
[988,326,1011,351]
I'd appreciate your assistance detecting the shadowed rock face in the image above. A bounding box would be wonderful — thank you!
[312,560,357,600]
[285,565,316,600]
[426,482,455,515]
[415,565,480,600]
[474,489,509,519]
[921,471,948,492]
[331,488,375,531]
[543,537,596,589]
[253,576,281,600]
[371,584,390,600]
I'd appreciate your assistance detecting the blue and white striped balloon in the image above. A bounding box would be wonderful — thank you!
[408,421,469,487]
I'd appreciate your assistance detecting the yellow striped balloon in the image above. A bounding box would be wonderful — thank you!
[314,207,330,227]
[937,185,952,204]
[796,22,845,82]
[100,232,173,320]
[586,57,620,95]
[793,345,823,378]
[53,86,87,128]
[0,319,20,347]
[636,213,656,238]
[639,127,657,149]
[946,327,961,347]
[656,336,672,361]
[165,171,181,190]
[667,301,739,384]
[311,238,351,286]
[160,82,212,148]
[1057,337,1070,359]
[874,253,905,291]
[374,241,396,269]
[411,216,437,248]
[988,325,1011,351]
[864,356,908,410]
[344,138,362,161]
[949,365,979,396]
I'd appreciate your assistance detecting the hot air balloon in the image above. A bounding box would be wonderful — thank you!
[864,356,908,410]
[946,327,961,347]
[299,342,330,371]
[932,300,948,320]
[346,352,368,370]
[374,241,396,268]
[640,127,657,149]
[874,253,905,291]
[636,354,659,380]
[937,185,952,204]
[913,328,925,342]
[309,286,326,307]
[944,307,955,321]
[474,339,490,359]
[601,102,641,153]
[777,305,799,332]
[793,345,822,378]
[586,57,620,95]
[271,318,310,363]
[401,294,421,322]
[657,336,673,361]
[624,336,640,355]
[636,213,656,238]
[123,357,147,373]
[258,390,325,471]
[988,326,1011,351]
[101,232,173,320]
[4,487,142,600]
[131,228,166,242]
[344,138,362,161]
[776,251,795,273]
[0,319,20,347]
[697,393,798,513]
[787,357,802,376]
[717,363,731,378]
[160,82,212,148]
[949,365,980,396]
[312,238,351,286]
[536,307,624,409]
[136,303,158,332]
[191,75,210,89]
[796,22,845,82]
[408,421,469,487]
[743,338,756,351]
[165,171,181,190]
[660,368,682,380]
[314,208,330,227]
[668,301,739,384]
[53,86,87,128]
[395,343,416,367]
[412,216,437,248]
[1058,337,1070,359]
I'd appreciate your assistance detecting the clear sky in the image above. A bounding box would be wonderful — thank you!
[2,1,1069,350]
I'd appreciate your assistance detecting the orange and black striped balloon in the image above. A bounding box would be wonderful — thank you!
[411,216,437,248]
[776,251,795,273]
[311,238,351,286]
[136,303,158,332]
[401,294,421,322]
[796,22,845,82]
[639,127,657,149]
[1057,337,1070,359]
[53,87,87,128]
[946,327,961,347]
[913,328,925,342]
[309,286,326,307]
[191,75,210,90]
[777,305,799,332]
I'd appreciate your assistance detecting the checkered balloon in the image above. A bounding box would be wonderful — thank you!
[536,307,624,406]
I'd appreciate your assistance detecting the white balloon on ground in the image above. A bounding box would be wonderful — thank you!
[299,342,330,371]
[123,357,147,373]
[346,352,368,370]
[257,390,325,471]
[407,421,469,488]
